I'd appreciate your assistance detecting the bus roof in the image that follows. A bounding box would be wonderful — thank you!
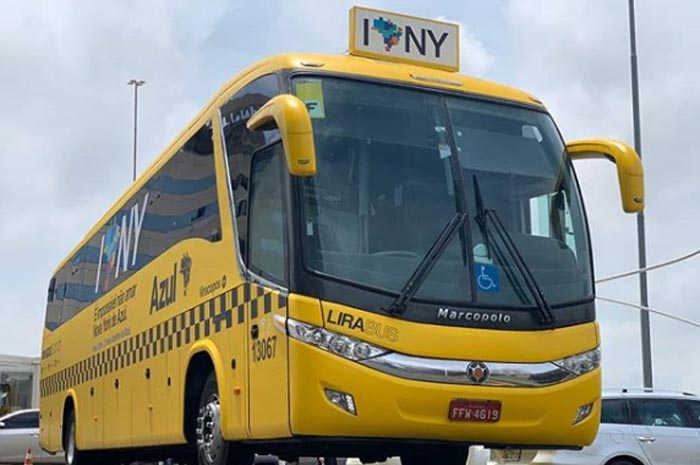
[53,52,545,275]
[217,53,544,107]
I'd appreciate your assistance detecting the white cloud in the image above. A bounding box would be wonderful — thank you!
[436,16,494,76]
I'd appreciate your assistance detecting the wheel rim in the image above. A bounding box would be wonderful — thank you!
[66,418,76,464]
[196,393,223,464]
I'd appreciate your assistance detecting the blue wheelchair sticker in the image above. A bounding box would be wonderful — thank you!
[474,264,500,293]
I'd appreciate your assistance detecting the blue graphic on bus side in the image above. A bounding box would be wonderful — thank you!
[475,264,500,293]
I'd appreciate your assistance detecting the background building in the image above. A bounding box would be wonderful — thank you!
[0,354,40,415]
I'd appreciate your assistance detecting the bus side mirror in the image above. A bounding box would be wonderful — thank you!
[566,139,644,213]
[247,94,317,177]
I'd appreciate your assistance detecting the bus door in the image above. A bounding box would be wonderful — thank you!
[245,143,291,438]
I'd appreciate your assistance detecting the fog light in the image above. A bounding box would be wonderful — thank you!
[324,388,357,416]
[573,402,593,425]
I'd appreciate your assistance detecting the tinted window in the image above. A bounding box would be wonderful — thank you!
[248,143,287,284]
[45,271,65,331]
[292,76,592,307]
[3,411,39,429]
[632,398,691,428]
[220,74,280,261]
[684,400,700,427]
[601,398,630,424]
[44,122,220,330]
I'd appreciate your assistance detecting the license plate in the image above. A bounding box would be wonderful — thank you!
[502,449,522,462]
[448,399,501,422]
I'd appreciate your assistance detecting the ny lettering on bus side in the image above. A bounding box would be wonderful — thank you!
[94,193,150,293]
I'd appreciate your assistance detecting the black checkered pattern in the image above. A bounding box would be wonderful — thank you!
[40,282,287,398]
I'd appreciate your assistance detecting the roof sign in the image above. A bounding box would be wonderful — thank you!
[349,6,460,72]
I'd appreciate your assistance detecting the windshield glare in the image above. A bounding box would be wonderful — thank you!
[293,77,592,308]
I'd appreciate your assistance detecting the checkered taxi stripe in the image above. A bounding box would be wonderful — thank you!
[40,282,286,398]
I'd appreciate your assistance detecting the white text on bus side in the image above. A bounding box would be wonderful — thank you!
[94,193,150,292]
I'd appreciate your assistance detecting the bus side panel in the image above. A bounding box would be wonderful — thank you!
[148,332,169,444]
[40,334,61,452]
[127,238,240,446]
[130,355,152,446]
[166,338,183,442]
[246,285,290,439]
[103,362,131,447]
[76,380,102,449]
[88,377,104,449]
[220,279,251,441]
[39,387,64,452]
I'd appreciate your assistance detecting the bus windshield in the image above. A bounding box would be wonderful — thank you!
[294,76,592,309]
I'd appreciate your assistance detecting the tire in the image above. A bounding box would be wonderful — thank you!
[401,447,469,465]
[63,409,91,465]
[194,371,254,465]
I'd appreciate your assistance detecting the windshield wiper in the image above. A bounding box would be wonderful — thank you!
[384,211,468,315]
[472,176,555,326]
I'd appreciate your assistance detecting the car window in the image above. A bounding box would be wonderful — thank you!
[684,400,700,427]
[632,399,690,428]
[601,398,630,424]
[2,411,39,429]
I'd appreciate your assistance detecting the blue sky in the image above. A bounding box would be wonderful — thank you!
[0,0,698,392]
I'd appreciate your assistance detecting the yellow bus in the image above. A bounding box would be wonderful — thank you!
[40,8,644,465]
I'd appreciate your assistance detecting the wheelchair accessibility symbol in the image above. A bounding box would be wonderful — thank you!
[475,264,500,293]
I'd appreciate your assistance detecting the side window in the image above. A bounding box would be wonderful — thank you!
[90,121,220,296]
[45,275,62,331]
[631,398,691,428]
[3,411,39,429]
[45,122,220,330]
[62,247,89,322]
[248,144,287,285]
[152,122,221,245]
[683,400,700,427]
[528,190,577,256]
[601,398,630,424]
[220,74,280,261]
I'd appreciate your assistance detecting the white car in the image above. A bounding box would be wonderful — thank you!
[490,388,700,465]
[0,409,63,464]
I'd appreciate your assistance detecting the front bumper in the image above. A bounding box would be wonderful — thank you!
[288,339,601,448]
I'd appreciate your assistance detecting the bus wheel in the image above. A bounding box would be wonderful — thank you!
[195,371,254,465]
[401,446,468,465]
[63,409,87,465]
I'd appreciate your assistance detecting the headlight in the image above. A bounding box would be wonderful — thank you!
[274,315,390,361]
[552,348,601,376]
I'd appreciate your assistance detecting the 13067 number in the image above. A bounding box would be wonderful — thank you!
[252,336,277,362]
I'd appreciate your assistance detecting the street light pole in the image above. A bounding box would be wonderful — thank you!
[127,79,146,182]
[627,0,653,388]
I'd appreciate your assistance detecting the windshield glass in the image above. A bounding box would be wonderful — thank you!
[293,77,592,308]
